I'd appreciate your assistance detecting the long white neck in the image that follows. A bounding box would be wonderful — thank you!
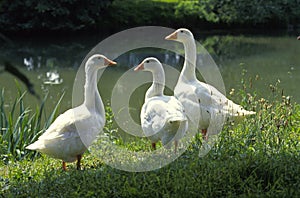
[180,38,197,82]
[145,67,165,100]
[83,66,104,115]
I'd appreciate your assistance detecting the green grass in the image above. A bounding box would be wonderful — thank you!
[152,0,179,3]
[1,72,300,197]
[0,84,64,161]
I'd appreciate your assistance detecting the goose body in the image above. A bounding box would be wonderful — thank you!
[26,106,102,162]
[174,77,254,130]
[135,57,188,151]
[26,54,116,170]
[166,28,255,139]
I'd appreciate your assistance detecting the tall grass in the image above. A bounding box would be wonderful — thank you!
[0,85,64,162]
[210,68,299,157]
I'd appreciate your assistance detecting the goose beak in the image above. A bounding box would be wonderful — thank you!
[134,63,144,71]
[104,58,117,66]
[165,31,177,40]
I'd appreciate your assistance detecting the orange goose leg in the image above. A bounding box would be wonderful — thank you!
[201,129,208,140]
[152,143,156,150]
[76,155,82,170]
[62,161,67,171]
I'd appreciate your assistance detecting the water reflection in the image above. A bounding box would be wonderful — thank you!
[23,56,64,85]
[114,50,183,68]
[1,34,300,110]
[23,57,34,70]
[43,70,63,85]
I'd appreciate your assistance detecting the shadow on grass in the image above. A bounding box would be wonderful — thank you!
[2,151,300,197]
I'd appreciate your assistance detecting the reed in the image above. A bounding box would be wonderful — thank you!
[0,84,64,161]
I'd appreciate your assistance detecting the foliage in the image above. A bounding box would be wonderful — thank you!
[195,0,300,25]
[174,0,219,24]
[104,0,299,29]
[218,68,299,159]
[0,86,64,161]
[0,0,112,32]
[1,0,300,34]
[106,0,175,30]
[170,0,300,28]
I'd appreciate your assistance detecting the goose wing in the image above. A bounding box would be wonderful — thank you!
[141,96,187,138]
[194,81,255,118]
[26,106,99,150]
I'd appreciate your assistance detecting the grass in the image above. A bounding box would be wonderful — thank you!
[153,0,179,3]
[0,83,64,161]
[0,71,300,197]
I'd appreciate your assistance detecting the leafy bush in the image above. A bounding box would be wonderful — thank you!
[174,0,218,23]
[1,0,299,33]
[0,0,112,32]
[107,0,175,30]
[195,0,300,25]
[173,0,300,28]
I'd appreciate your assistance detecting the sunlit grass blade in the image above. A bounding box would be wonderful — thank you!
[44,92,65,129]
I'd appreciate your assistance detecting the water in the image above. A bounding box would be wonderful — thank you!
[1,33,299,120]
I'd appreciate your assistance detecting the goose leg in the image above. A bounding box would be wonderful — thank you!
[152,143,156,150]
[201,129,208,140]
[62,161,67,171]
[174,140,178,153]
[76,155,82,170]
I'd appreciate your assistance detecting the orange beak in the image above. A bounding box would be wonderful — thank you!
[134,62,144,71]
[165,31,177,40]
[104,58,117,66]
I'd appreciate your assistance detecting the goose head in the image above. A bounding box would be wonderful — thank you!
[86,54,116,72]
[134,57,162,73]
[297,36,300,40]
[165,28,194,43]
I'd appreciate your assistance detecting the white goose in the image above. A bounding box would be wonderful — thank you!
[165,28,255,140]
[26,54,116,170]
[134,57,188,152]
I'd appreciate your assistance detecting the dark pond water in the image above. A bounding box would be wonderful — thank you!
[1,31,299,124]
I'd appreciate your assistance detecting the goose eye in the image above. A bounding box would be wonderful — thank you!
[146,60,150,63]
[180,30,184,33]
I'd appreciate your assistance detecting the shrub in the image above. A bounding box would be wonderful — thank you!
[107,0,175,30]
[0,0,112,32]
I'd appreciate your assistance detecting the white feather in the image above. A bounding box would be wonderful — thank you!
[26,54,111,163]
[169,28,255,137]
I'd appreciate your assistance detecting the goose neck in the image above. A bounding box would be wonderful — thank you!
[181,38,197,81]
[145,69,165,99]
[84,68,104,115]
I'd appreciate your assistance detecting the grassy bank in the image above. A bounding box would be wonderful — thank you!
[1,72,300,197]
